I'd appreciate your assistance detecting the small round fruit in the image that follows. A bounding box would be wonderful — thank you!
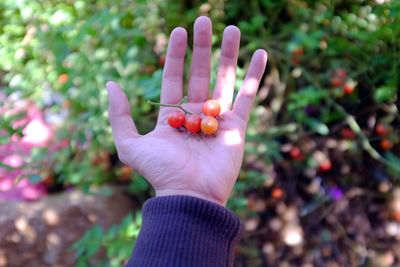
[292,57,300,65]
[271,188,283,199]
[340,128,356,139]
[185,114,202,133]
[336,68,347,78]
[292,47,304,57]
[158,54,166,66]
[319,160,332,172]
[290,147,303,161]
[375,123,388,136]
[201,116,218,135]
[331,76,342,87]
[202,100,221,117]
[343,82,355,94]
[380,138,392,150]
[167,111,185,128]
[58,74,69,84]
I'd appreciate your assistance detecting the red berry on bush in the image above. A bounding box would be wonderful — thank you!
[185,114,202,133]
[292,57,300,65]
[336,68,347,79]
[380,138,392,150]
[341,128,356,139]
[343,81,355,94]
[290,147,303,161]
[58,74,69,84]
[158,54,166,66]
[319,160,332,172]
[375,123,389,136]
[292,47,304,57]
[331,76,342,87]
[201,116,218,135]
[331,69,348,87]
[202,100,221,117]
[167,111,185,128]
[271,187,283,199]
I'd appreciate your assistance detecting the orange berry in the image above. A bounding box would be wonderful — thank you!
[201,116,218,135]
[272,188,283,199]
[122,165,133,176]
[62,100,70,108]
[58,74,69,84]
[202,100,221,117]
[380,138,392,150]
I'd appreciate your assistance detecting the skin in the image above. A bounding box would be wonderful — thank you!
[106,16,267,206]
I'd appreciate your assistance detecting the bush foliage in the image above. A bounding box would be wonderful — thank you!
[1,0,399,266]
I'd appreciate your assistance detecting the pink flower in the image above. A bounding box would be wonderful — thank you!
[21,118,53,146]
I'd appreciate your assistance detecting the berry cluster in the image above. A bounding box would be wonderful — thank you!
[150,98,222,136]
[330,68,356,94]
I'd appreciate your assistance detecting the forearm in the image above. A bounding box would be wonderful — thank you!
[125,195,243,267]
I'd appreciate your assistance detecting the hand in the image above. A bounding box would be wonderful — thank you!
[106,16,267,206]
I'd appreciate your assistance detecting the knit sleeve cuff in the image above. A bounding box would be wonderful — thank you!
[126,195,243,267]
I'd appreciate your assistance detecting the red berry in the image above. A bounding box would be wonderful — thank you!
[201,116,218,135]
[271,188,283,199]
[167,111,185,128]
[185,114,201,133]
[292,57,300,65]
[380,138,392,150]
[202,100,221,117]
[290,147,303,161]
[336,68,347,79]
[343,82,355,94]
[331,76,342,87]
[58,74,69,84]
[375,123,389,136]
[319,160,332,172]
[341,128,356,139]
[292,47,304,57]
[158,54,166,66]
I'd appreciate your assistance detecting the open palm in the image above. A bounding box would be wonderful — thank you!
[107,17,267,206]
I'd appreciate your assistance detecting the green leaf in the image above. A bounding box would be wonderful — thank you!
[374,86,397,102]
[305,117,329,135]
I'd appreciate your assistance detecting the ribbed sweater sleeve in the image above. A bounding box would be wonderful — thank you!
[125,195,244,267]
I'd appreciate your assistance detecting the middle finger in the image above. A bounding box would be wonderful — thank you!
[187,16,212,103]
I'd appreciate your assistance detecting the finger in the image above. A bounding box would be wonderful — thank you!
[106,81,140,145]
[213,26,241,112]
[161,27,187,105]
[233,49,268,123]
[187,16,212,103]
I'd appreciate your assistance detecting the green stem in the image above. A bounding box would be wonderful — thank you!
[301,69,400,173]
[328,98,400,172]
[147,100,193,115]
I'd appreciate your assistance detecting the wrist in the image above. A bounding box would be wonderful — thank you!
[155,189,227,207]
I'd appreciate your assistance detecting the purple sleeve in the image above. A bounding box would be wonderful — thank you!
[125,195,243,267]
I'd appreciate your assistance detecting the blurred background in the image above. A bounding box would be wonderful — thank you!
[0,0,399,266]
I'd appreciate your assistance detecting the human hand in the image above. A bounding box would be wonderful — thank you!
[106,16,267,206]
